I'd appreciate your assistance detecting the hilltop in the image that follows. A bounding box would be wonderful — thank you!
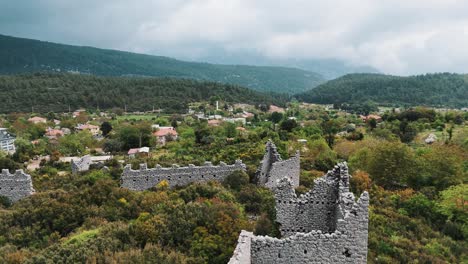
[296,73,468,108]
[0,34,325,94]
[0,73,287,113]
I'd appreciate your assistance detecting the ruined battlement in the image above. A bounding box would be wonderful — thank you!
[229,162,369,264]
[0,169,35,202]
[71,155,91,174]
[256,140,300,189]
[275,162,351,236]
[121,160,246,190]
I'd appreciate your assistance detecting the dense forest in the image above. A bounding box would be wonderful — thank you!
[0,73,288,113]
[297,73,468,108]
[0,34,324,94]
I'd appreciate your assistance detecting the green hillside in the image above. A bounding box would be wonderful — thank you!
[0,73,287,113]
[297,73,468,108]
[0,34,325,94]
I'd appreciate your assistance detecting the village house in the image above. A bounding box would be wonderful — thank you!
[76,124,101,136]
[0,128,16,154]
[45,127,64,139]
[208,119,223,127]
[360,114,383,123]
[224,117,246,125]
[73,109,86,118]
[128,147,150,158]
[240,111,254,119]
[268,105,285,113]
[153,127,178,145]
[28,116,47,124]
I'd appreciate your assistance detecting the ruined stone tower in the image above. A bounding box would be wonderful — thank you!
[0,169,35,202]
[229,162,369,264]
[256,140,300,189]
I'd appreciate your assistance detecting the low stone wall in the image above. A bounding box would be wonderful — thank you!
[121,160,246,190]
[0,169,35,202]
[256,140,300,189]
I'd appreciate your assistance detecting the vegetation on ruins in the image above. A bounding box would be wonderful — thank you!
[0,98,466,263]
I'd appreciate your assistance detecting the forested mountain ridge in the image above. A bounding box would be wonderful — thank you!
[0,34,325,94]
[0,73,287,113]
[296,73,468,108]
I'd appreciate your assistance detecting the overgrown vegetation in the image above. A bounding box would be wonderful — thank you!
[0,98,466,263]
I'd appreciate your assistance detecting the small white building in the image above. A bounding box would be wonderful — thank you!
[0,128,15,154]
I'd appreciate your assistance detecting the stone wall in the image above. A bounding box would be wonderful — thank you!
[121,160,246,190]
[250,191,369,263]
[275,163,350,237]
[228,230,254,264]
[229,162,369,264]
[71,155,92,174]
[0,169,35,202]
[256,140,300,189]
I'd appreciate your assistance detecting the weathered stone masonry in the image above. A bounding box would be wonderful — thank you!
[71,155,91,174]
[121,160,246,190]
[0,169,35,202]
[276,162,353,237]
[229,162,369,264]
[256,140,300,189]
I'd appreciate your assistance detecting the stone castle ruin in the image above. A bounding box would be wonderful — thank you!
[121,160,246,190]
[71,155,92,174]
[0,169,35,202]
[256,140,300,189]
[229,162,369,264]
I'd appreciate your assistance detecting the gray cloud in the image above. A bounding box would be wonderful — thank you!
[1,0,468,75]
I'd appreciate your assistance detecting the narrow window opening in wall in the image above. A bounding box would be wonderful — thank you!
[316,201,319,204]
[278,252,282,258]
[201,175,204,178]
[322,201,325,204]
[304,250,307,254]
[343,248,351,257]
[213,174,216,177]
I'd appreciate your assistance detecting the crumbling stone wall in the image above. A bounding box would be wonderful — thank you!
[275,163,350,237]
[71,155,92,174]
[121,160,246,190]
[256,140,300,189]
[250,191,369,263]
[0,169,35,202]
[228,230,254,264]
[230,162,369,264]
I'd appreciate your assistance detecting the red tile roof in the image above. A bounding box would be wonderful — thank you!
[153,127,178,137]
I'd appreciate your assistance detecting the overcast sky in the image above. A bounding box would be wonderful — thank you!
[1,0,468,75]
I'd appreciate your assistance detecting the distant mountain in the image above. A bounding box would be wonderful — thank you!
[296,73,468,108]
[0,34,325,94]
[0,73,288,113]
[197,52,379,79]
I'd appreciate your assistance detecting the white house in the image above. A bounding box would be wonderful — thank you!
[0,128,16,154]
